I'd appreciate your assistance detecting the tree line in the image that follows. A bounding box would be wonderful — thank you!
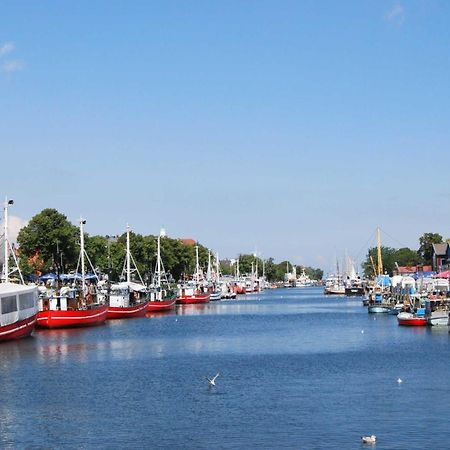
[15,208,323,282]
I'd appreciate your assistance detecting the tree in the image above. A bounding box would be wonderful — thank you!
[418,232,443,265]
[237,254,263,275]
[393,247,421,268]
[362,246,397,277]
[17,208,79,273]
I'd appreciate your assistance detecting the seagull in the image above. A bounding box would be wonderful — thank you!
[397,378,403,384]
[206,372,220,386]
[361,435,377,444]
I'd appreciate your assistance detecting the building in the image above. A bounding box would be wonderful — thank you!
[432,243,450,272]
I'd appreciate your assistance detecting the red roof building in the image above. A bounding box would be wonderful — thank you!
[179,239,196,246]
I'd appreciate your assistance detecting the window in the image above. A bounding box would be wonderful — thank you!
[1,295,18,314]
[19,292,35,310]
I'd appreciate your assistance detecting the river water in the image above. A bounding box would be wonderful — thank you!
[1,287,449,449]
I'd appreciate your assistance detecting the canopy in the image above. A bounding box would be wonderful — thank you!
[118,281,147,292]
[376,274,391,287]
[435,270,450,278]
[39,273,57,281]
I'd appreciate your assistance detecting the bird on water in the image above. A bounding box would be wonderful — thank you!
[361,435,376,444]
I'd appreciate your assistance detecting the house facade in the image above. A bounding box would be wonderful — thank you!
[432,243,450,272]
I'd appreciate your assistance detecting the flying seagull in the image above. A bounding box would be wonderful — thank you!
[206,372,220,386]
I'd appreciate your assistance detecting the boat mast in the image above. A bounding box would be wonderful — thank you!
[3,198,12,282]
[215,252,220,282]
[195,245,200,284]
[80,218,86,293]
[377,227,383,276]
[156,231,162,289]
[126,224,131,283]
[207,249,212,282]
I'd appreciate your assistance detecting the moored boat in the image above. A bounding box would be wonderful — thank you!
[106,226,149,320]
[107,283,149,319]
[368,304,391,313]
[177,245,210,305]
[37,218,108,329]
[0,198,39,341]
[177,281,210,304]
[147,228,176,312]
[397,311,427,326]
[426,310,449,327]
[0,283,38,341]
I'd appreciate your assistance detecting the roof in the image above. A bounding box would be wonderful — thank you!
[0,282,37,295]
[432,243,449,256]
[179,238,196,246]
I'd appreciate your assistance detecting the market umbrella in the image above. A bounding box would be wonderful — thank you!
[39,273,57,282]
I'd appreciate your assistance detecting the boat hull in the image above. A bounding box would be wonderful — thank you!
[0,314,37,341]
[345,287,364,296]
[397,312,427,326]
[107,301,149,319]
[37,305,108,329]
[177,293,210,304]
[146,298,177,312]
[368,305,390,313]
[210,291,222,301]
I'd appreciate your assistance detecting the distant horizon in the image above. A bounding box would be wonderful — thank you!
[2,1,449,273]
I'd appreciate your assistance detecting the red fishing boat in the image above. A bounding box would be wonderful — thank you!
[147,229,177,312]
[107,282,149,319]
[37,302,108,328]
[106,227,150,320]
[177,290,210,304]
[397,311,427,327]
[36,218,108,329]
[147,296,177,311]
[176,244,211,305]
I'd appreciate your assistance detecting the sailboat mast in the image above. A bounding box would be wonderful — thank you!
[377,227,383,276]
[80,218,86,293]
[126,225,131,283]
[156,232,161,289]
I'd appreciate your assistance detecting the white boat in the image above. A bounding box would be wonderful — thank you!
[296,268,312,287]
[1,198,39,341]
[427,309,449,326]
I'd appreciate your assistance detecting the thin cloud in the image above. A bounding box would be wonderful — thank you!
[385,4,405,25]
[0,41,15,57]
[2,59,25,74]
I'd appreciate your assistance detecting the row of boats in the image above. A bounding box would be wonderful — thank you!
[364,274,450,327]
[0,200,267,342]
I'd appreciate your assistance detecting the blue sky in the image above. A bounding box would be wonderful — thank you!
[1,1,450,272]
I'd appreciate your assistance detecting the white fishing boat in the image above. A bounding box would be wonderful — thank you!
[0,198,39,342]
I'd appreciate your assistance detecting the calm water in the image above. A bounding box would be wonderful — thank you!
[1,287,450,449]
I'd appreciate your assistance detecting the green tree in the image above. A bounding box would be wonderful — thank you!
[393,247,421,267]
[362,246,397,277]
[418,232,443,265]
[237,254,263,275]
[17,208,79,273]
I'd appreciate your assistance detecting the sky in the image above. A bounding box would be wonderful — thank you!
[1,0,450,273]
